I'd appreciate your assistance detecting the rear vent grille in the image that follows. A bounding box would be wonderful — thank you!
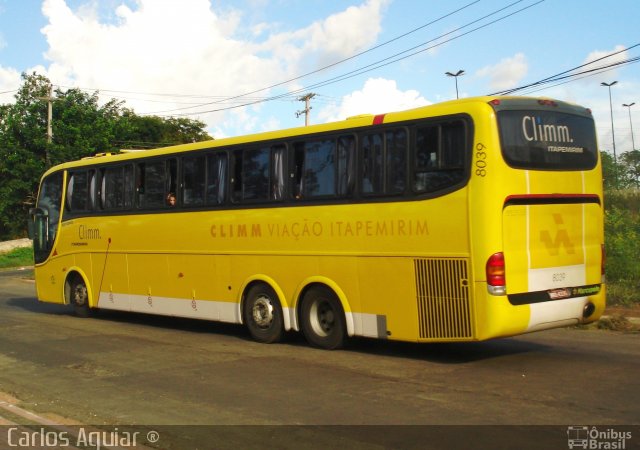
[414,258,472,340]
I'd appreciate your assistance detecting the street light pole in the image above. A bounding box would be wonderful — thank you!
[623,102,636,151]
[445,70,465,99]
[601,81,618,187]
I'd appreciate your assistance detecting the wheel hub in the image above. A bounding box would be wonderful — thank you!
[252,296,274,328]
[74,284,88,306]
[310,300,334,337]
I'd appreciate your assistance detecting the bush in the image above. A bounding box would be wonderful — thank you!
[604,190,640,305]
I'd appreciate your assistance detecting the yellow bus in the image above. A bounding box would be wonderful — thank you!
[28,96,605,349]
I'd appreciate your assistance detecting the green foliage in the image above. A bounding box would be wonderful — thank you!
[0,72,212,240]
[604,189,640,305]
[602,150,640,190]
[0,246,34,269]
[620,150,640,189]
[118,115,211,148]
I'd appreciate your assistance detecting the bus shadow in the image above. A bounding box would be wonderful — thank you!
[8,296,71,316]
[7,296,248,337]
[340,336,550,363]
[9,297,548,363]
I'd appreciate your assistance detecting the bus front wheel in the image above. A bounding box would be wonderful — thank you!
[300,286,346,350]
[243,284,284,344]
[69,276,91,318]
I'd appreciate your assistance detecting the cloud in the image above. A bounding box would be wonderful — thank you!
[318,77,430,123]
[476,53,528,92]
[0,65,21,102]
[582,45,628,84]
[259,0,388,74]
[36,0,387,137]
[305,0,388,62]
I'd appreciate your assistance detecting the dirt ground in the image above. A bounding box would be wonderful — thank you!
[605,303,640,317]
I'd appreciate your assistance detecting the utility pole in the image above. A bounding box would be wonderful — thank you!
[37,83,57,167]
[296,93,316,126]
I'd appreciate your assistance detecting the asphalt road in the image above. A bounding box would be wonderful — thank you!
[0,269,638,449]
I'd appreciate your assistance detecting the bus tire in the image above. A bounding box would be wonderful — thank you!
[69,276,91,318]
[300,286,346,350]
[243,284,284,344]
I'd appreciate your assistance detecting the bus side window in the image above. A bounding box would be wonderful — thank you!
[66,171,89,212]
[123,164,135,209]
[414,125,439,193]
[183,154,206,207]
[206,153,227,205]
[441,121,466,169]
[99,168,106,209]
[243,147,270,201]
[361,133,384,195]
[88,169,97,210]
[143,161,166,208]
[386,129,407,194]
[103,166,124,209]
[166,158,178,207]
[231,147,274,203]
[413,121,466,194]
[292,143,305,199]
[292,139,338,199]
[271,145,285,201]
[65,173,74,211]
[231,150,243,203]
[136,163,145,207]
[337,135,355,197]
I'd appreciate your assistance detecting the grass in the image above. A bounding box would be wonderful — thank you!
[606,281,639,307]
[0,246,34,269]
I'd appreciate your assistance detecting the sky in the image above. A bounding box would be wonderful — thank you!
[0,0,638,154]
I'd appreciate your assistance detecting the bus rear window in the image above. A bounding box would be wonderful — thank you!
[497,110,598,170]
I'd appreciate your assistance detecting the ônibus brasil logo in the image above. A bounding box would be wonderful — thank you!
[567,426,632,449]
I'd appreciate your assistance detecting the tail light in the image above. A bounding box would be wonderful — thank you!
[601,244,606,283]
[486,252,506,295]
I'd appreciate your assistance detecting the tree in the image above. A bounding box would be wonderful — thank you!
[620,150,640,189]
[0,73,51,238]
[116,114,211,148]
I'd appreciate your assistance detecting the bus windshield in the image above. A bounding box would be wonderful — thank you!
[31,171,63,264]
[497,110,598,170]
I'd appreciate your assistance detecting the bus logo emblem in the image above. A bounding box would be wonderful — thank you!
[540,214,575,256]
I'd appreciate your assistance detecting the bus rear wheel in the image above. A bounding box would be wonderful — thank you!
[243,284,284,344]
[300,286,346,350]
[69,276,91,318]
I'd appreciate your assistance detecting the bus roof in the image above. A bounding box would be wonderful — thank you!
[40,95,592,177]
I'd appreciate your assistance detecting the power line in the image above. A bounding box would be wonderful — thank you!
[6,0,545,119]
[489,43,640,96]
[92,91,299,106]
[517,57,640,96]
[152,0,545,117]
[48,1,480,113]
